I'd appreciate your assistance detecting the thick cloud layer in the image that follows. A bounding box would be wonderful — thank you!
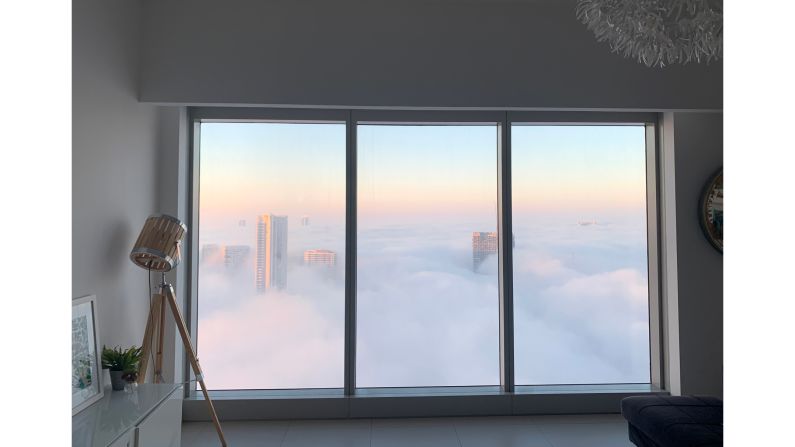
[197,217,650,390]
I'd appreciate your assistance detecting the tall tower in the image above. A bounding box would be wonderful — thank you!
[303,249,337,267]
[223,245,250,270]
[256,214,288,292]
[472,232,498,271]
[200,244,220,264]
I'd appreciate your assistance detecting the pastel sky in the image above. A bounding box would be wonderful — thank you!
[512,125,647,217]
[199,122,647,229]
[199,122,346,225]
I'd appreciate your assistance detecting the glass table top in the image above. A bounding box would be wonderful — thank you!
[72,383,182,447]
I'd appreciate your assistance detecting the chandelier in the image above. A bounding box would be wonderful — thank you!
[576,0,723,68]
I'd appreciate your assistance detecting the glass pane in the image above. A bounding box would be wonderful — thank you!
[356,124,501,387]
[511,125,651,385]
[197,122,346,389]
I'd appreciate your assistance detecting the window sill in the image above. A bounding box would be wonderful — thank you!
[183,384,666,421]
[190,383,661,401]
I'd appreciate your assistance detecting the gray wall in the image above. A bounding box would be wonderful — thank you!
[74,0,723,397]
[673,112,723,397]
[73,0,162,349]
[140,0,721,110]
[155,107,191,384]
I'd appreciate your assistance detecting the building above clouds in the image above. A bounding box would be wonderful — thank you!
[256,214,288,292]
[201,243,220,264]
[472,232,498,271]
[224,245,250,270]
[304,249,336,267]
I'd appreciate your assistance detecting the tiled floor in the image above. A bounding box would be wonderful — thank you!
[182,414,633,447]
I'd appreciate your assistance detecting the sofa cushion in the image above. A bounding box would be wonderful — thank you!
[621,395,722,447]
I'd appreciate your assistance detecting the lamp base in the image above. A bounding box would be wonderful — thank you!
[139,282,227,447]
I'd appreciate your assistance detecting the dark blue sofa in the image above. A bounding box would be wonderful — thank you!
[621,395,723,447]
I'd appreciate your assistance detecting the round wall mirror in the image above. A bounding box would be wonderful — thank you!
[700,169,723,253]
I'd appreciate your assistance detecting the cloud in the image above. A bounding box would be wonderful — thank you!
[196,218,651,389]
[198,283,344,389]
[513,250,578,281]
[513,267,650,384]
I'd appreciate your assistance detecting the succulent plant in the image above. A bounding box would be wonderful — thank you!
[101,345,143,373]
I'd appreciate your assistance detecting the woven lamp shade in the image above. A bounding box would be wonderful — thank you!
[129,214,187,272]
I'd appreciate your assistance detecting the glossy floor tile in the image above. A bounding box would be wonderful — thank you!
[372,424,461,447]
[454,421,552,447]
[182,420,289,447]
[182,414,633,447]
[537,422,633,447]
[282,420,371,447]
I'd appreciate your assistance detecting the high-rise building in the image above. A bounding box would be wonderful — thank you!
[472,232,498,271]
[200,244,220,264]
[224,245,250,270]
[303,249,336,267]
[300,215,310,226]
[256,214,288,292]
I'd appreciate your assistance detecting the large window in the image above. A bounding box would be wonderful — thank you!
[196,122,346,389]
[511,125,651,385]
[356,124,501,387]
[192,111,655,393]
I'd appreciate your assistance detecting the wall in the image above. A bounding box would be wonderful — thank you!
[673,112,723,397]
[139,0,722,110]
[77,0,722,396]
[73,0,162,349]
[155,107,190,384]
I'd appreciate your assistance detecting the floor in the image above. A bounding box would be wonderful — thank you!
[182,414,633,447]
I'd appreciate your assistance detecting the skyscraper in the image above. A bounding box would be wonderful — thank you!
[256,214,288,292]
[303,249,336,267]
[224,245,250,270]
[300,215,310,226]
[200,244,220,264]
[472,232,498,271]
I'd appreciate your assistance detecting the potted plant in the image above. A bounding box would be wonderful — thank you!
[101,345,142,391]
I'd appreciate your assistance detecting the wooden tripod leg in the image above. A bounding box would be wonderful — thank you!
[138,294,161,384]
[163,285,227,447]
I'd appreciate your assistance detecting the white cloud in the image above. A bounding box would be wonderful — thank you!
[196,219,651,389]
[199,288,344,389]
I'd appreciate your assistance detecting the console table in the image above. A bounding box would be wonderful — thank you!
[72,383,183,447]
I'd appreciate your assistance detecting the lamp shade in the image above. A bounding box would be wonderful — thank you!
[129,214,187,272]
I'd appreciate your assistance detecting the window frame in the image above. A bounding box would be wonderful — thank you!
[184,107,663,415]
[508,114,660,388]
[354,116,504,390]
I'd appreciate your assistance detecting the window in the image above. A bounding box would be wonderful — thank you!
[511,125,651,385]
[196,121,346,389]
[356,124,501,387]
[190,110,656,395]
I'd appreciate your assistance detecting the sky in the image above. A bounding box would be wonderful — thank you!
[195,122,650,389]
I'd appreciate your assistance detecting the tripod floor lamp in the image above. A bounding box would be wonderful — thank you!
[130,214,227,446]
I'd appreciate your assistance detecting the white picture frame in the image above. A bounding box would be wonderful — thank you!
[72,295,103,415]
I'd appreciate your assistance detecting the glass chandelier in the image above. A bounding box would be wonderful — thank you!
[576,0,723,68]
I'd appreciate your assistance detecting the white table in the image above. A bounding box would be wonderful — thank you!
[72,383,183,447]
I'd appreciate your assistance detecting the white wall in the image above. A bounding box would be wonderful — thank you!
[73,0,162,349]
[155,107,191,384]
[673,112,723,397]
[139,0,722,110]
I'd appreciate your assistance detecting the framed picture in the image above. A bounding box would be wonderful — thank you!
[72,295,103,415]
[699,169,723,253]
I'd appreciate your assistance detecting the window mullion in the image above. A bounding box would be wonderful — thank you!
[344,111,357,396]
[498,113,515,393]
